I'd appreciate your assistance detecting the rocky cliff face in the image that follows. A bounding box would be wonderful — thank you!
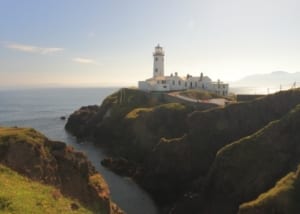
[238,165,300,214]
[0,127,123,214]
[200,104,300,213]
[65,88,214,204]
[65,88,300,213]
[145,89,300,207]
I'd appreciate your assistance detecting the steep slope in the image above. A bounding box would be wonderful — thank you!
[0,127,123,214]
[238,165,300,214]
[65,88,168,139]
[153,89,300,186]
[66,88,300,209]
[66,88,215,142]
[144,89,300,208]
[0,164,92,213]
[201,104,300,213]
[66,88,214,160]
[66,88,217,204]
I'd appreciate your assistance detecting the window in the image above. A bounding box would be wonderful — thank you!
[172,80,175,85]
[178,80,181,85]
[162,80,166,84]
[157,80,159,84]
[155,68,158,72]
[155,57,158,61]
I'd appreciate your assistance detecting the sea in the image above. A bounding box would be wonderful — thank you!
[0,87,159,214]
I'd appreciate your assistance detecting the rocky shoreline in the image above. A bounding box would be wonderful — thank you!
[66,88,300,213]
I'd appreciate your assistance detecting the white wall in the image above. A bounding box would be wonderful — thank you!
[153,54,164,77]
[167,76,186,91]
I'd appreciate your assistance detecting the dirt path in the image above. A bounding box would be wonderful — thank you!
[168,91,227,106]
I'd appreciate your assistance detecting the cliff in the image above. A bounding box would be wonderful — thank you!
[147,89,300,206]
[238,165,300,214]
[0,127,123,214]
[66,88,217,203]
[0,164,91,213]
[66,87,300,213]
[199,104,300,213]
[65,88,214,158]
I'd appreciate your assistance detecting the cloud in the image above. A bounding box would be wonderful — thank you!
[3,42,64,55]
[72,57,97,64]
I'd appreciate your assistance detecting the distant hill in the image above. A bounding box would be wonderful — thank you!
[230,71,300,94]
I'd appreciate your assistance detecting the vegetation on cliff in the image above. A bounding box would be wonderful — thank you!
[65,88,209,159]
[202,104,300,213]
[0,127,123,214]
[65,88,217,204]
[238,165,300,214]
[0,164,91,214]
[66,87,300,213]
[179,89,225,100]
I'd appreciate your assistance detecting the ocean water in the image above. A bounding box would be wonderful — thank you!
[0,88,158,214]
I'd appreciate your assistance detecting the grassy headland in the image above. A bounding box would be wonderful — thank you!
[66,87,300,213]
[0,164,92,214]
[0,127,123,214]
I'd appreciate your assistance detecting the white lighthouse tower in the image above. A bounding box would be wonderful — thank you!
[153,44,164,78]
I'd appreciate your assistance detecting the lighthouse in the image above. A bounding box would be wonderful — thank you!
[137,45,229,95]
[153,44,164,78]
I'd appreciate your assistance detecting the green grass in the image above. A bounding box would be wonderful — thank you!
[0,127,51,159]
[125,103,186,119]
[239,166,300,213]
[157,103,186,110]
[0,164,92,214]
[125,107,154,119]
[179,89,224,100]
[0,127,45,146]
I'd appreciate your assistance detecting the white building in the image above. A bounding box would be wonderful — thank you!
[138,45,229,96]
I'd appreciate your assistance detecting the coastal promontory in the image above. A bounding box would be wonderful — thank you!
[66,88,300,213]
[0,127,123,214]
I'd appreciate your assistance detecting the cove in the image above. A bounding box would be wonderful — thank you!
[2,117,159,214]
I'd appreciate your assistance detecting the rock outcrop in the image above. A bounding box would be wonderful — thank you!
[0,163,92,213]
[66,87,300,213]
[200,104,300,213]
[238,165,300,214]
[0,127,123,214]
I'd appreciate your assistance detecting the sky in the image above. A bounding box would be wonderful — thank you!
[1,0,300,87]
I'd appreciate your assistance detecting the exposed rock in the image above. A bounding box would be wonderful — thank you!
[238,165,300,214]
[101,157,140,177]
[136,89,300,208]
[0,127,123,214]
[65,105,101,138]
[60,116,66,120]
[66,88,216,205]
[66,87,300,213]
[201,104,300,213]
